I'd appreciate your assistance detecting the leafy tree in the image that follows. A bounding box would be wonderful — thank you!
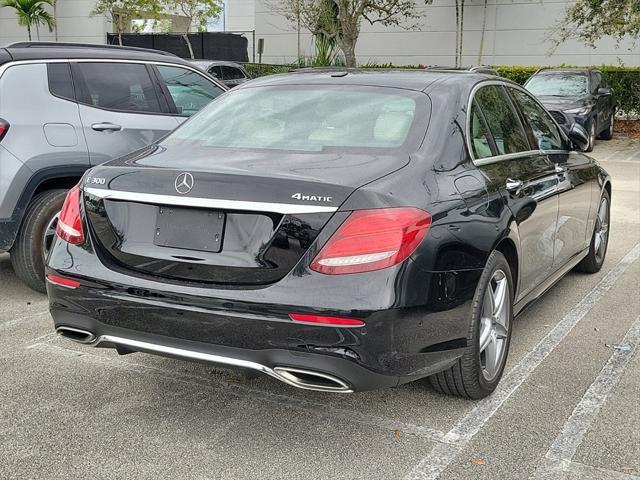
[551,0,640,50]
[0,0,55,41]
[274,0,431,68]
[164,0,223,59]
[92,0,163,46]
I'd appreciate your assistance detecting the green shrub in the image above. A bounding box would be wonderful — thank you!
[244,63,296,78]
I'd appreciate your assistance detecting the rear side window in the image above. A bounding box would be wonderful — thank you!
[510,88,565,151]
[469,100,495,159]
[474,85,530,156]
[209,65,223,79]
[74,62,162,114]
[221,65,245,80]
[156,65,224,116]
[47,63,75,101]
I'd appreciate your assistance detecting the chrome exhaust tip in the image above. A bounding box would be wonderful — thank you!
[273,366,353,393]
[55,326,96,345]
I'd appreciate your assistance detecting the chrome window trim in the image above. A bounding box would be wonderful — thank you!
[473,150,541,166]
[84,187,338,215]
[466,80,571,166]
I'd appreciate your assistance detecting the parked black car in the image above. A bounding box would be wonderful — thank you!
[525,68,616,152]
[47,70,610,399]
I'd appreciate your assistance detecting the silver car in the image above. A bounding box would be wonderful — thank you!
[0,42,227,292]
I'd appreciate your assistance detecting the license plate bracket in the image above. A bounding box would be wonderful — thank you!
[154,207,225,253]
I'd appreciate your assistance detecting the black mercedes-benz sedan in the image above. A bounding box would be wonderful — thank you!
[46,70,611,399]
[524,68,616,152]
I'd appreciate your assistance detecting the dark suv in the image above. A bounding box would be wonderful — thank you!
[0,42,226,292]
[524,68,616,151]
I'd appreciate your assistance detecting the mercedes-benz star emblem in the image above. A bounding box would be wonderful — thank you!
[174,172,194,195]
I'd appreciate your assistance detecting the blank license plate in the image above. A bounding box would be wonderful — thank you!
[154,207,225,253]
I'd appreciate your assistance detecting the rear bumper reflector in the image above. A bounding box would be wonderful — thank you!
[289,313,365,327]
[46,274,80,289]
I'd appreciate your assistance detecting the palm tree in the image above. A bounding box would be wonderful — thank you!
[0,0,55,41]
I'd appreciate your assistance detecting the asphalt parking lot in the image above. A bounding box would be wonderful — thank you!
[1,138,639,480]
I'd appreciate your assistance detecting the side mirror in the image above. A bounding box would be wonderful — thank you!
[597,87,612,96]
[568,123,590,151]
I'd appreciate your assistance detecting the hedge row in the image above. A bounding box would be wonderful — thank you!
[244,63,640,117]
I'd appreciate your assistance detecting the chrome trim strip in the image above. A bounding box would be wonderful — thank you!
[472,150,540,166]
[84,187,338,214]
[90,335,353,393]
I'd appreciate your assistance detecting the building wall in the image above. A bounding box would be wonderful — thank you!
[224,0,256,60]
[1,0,110,45]
[254,0,640,66]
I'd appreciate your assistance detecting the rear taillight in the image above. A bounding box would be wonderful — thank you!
[0,118,9,142]
[56,184,85,245]
[310,207,432,275]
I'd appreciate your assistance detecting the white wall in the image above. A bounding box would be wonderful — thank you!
[1,0,110,46]
[254,0,640,66]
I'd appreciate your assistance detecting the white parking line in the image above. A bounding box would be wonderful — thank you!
[405,243,640,480]
[532,315,640,479]
[0,309,49,329]
[32,341,447,443]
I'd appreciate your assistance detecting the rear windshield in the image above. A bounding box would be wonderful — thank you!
[163,85,426,153]
[526,73,588,97]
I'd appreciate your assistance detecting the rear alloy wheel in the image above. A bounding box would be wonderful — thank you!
[576,189,610,273]
[599,114,614,140]
[10,189,67,293]
[429,250,513,398]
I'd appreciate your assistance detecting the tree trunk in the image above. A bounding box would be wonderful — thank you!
[54,0,58,41]
[478,0,488,64]
[118,32,123,46]
[454,1,460,67]
[459,0,465,66]
[27,24,32,41]
[341,41,356,67]
[184,33,195,59]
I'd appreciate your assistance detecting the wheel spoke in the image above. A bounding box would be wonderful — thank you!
[483,285,495,319]
[492,277,507,322]
[594,232,602,255]
[483,336,500,378]
[479,317,493,353]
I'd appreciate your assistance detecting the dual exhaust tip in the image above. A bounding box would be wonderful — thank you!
[55,326,352,393]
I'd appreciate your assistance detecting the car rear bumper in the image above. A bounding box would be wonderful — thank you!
[46,236,482,392]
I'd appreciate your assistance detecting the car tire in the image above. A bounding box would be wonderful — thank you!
[576,189,610,274]
[598,114,614,140]
[429,250,514,399]
[585,121,596,152]
[10,189,67,293]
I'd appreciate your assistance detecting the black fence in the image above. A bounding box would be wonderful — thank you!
[107,32,249,62]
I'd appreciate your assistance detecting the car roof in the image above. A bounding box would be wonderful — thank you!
[191,60,245,68]
[241,68,499,92]
[0,42,192,67]
[534,68,595,75]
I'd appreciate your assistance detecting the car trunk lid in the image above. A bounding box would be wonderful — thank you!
[83,146,408,286]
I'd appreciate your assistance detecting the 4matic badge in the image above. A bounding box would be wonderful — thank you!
[291,193,333,203]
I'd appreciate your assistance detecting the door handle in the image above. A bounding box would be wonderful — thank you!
[506,178,523,192]
[91,122,122,132]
